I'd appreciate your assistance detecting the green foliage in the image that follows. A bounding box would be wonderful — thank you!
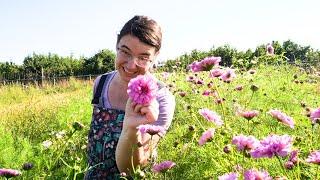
[82,49,116,75]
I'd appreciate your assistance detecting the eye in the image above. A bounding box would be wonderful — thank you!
[138,56,149,61]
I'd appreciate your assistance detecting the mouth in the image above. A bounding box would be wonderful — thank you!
[123,67,136,76]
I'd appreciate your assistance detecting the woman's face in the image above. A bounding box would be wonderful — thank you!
[115,34,158,83]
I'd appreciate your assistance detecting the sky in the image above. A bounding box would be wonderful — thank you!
[1,0,320,65]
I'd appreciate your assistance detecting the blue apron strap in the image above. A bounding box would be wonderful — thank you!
[91,74,110,105]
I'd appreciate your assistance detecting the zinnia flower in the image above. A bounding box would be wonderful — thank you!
[137,124,166,136]
[244,169,272,180]
[310,108,320,124]
[232,134,260,151]
[127,75,158,105]
[198,128,215,146]
[152,161,176,173]
[220,68,236,83]
[251,134,293,158]
[218,172,238,180]
[269,109,294,129]
[0,168,22,178]
[306,150,320,165]
[199,108,223,126]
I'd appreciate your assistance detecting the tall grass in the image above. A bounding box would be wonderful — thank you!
[0,65,319,179]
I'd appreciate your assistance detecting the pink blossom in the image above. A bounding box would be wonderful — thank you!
[232,134,260,151]
[289,150,299,164]
[244,169,272,180]
[251,134,293,158]
[269,109,295,129]
[306,150,320,165]
[0,168,22,178]
[202,90,211,96]
[199,108,223,126]
[218,172,238,180]
[234,85,243,91]
[127,75,158,105]
[198,128,215,146]
[188,56,221,72]
[137,124,166,136]
[220,68,236,83]
[188,61,203,72]
[266,44,274,55]
[161,72,170,80]
[152,161,176,173]
[310,107,320,124]
[237,110,259,120]
[186,75,195,82]
[210,68,225,78]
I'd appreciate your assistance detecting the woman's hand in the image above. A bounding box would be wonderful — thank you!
[123,98,159,130]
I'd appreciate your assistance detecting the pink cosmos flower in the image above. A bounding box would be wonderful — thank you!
[210,68,225,78]
[202,89,211,96]
[137,124,166,136]
[269,109,295,129]
[288,150,299,164]
[189,56,221,72]
[161,72,170,80]
[0,168,22,178]
[237,110,259,120]
[266,44,274,55]
[127,75,158,105]
[198,128,215,146]
[188,61,203,72]
[232,134,260,151]
[218,172,239,180]
[244,169,272,180]
[251,134,293,158]
[152,161,176,173]
[199,108,223,126]
[310,107,320,124]
[306,150,320,165]
[220,68,236,83]
[186,75,195,82]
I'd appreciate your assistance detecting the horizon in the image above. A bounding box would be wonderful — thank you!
[1,0,320,65]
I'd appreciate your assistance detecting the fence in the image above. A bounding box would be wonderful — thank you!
[0,74,99,87]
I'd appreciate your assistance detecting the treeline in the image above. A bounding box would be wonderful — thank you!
[159,40,320,72]
[0,49,115,81]
[1,40,320,81]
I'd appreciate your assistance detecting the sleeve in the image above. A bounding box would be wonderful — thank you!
[153,87,176,132]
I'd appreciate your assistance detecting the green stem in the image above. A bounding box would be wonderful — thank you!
[212,79,226,127]
[245,91,255,109]
[276,155,288,178]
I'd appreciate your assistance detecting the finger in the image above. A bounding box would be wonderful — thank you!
[134,104,144,113]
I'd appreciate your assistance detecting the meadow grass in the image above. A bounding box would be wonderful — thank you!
[0,65,319,179]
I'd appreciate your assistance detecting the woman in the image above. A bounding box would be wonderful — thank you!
[85,15,175,179]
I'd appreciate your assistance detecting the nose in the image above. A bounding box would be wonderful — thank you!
[126,58,137,69]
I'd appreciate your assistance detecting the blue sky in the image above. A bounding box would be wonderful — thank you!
[1,0,319,64]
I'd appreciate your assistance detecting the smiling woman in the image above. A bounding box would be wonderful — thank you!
[85,15,175,179]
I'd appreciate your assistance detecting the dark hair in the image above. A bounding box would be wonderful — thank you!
[117,15,162,52]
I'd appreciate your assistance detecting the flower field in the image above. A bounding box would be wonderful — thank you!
[0,63,319,179]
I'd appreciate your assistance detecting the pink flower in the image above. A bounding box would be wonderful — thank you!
[310,107,320,124]
[306,150,320,165]
[218,172,239,180]
[137,124,166,136]
[161,72,170,80]
[127,75,158,105]
[237,110,259,120]
[232,134,260,151]
[202,90,211,96]
[201,56,221,71]
[266,44,274,55]
[199,108,223,126]
[289,150,299,164]
[234,85,243,91]
[188,61,203,72]
[210,68,225,78]
[0,168,22,178]
[269,109,295,129]
[244,169,272,180]
[220,68,236,83]
[251,134,293,158]
[198,128,215,146]
[152,161,176,173]
[188,56,221,72]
